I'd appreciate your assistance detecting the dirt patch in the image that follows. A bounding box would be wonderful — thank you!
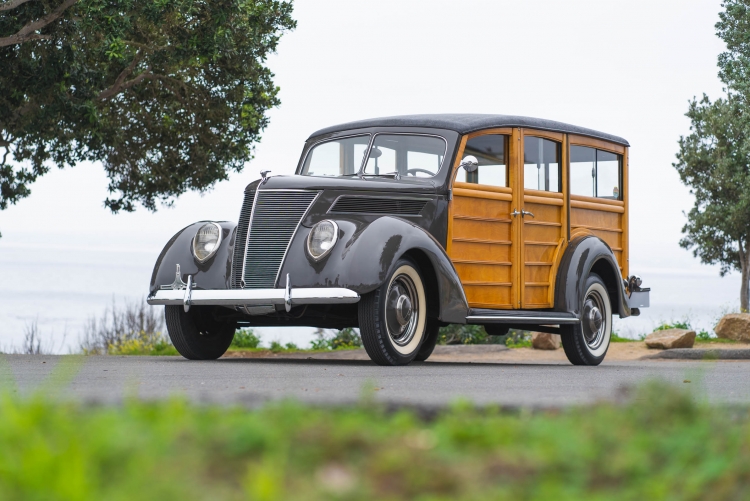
[222,342,749,364]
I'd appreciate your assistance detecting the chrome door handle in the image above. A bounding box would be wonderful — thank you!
[522,210,535,218]
[511,209,522,217]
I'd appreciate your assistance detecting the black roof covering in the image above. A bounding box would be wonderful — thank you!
[308,114,629,147]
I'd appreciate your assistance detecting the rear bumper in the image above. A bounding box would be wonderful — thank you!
[147,287,360,308]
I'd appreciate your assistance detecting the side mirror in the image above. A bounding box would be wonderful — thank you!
[459,155,478,173]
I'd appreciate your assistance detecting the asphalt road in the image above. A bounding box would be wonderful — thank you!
[2,354,749,409]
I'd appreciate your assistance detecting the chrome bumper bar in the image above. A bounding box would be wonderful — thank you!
[147,287,360,308]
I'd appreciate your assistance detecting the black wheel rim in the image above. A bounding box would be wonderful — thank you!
[385,274,419,346]
[582,290,606,350]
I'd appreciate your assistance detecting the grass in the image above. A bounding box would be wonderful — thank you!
[610,333,637,343]
[0,382,748,500]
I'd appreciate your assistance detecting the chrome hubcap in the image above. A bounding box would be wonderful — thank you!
[386,274,419,346]
[582,291,606,349]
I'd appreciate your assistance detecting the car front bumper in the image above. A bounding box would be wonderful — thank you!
[147,287,361,309]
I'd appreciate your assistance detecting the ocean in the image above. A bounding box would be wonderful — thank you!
[0,230,741,353]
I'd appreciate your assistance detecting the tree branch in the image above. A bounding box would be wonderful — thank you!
[0,0,33,12]
[0,0,78,47]
[96,51,145,100]
[97,50,185,102]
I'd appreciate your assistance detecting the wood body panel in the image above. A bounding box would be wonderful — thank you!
[521,192,564,307]
[570,201,624,271]
[450,191,515,308]
[447,127,629,311]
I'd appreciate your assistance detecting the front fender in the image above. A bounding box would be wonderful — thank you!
[149,221,237,296]
[553,235,630,318]
[278,216,469,323]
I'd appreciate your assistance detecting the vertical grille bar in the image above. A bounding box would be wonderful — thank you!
[231,189,255,289]
[242,190,319,289]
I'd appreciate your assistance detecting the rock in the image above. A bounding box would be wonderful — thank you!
[644,329,696,349]
[714,313,750,343]
[531,332,561,350]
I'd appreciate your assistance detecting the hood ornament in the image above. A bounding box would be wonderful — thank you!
[260,170,271,185]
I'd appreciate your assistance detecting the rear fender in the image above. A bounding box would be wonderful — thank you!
[553,235,630,318]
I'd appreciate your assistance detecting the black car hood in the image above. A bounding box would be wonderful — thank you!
[249,174,438,194]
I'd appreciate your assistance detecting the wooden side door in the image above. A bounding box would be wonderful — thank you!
[447,128,520,309]
[517,129,568,309]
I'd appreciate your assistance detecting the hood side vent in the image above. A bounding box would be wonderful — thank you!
[329,196,428,216]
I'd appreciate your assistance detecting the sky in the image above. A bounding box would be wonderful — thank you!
[0,0,736,350]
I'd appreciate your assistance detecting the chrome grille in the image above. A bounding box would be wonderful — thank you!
[329,196,428,216]
[242,190,319,289]
[230,189,255,289]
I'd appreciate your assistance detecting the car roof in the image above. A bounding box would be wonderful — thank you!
[308,113,630,147]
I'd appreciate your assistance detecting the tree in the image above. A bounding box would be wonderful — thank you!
[675,1,750,311]
[0,0,296,229]
[674,96,750,311]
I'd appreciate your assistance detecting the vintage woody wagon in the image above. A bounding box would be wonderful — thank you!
[148,114,650,366]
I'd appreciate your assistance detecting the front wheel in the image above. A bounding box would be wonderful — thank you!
[358,258,428,366]
[561,273,612,366]
[165,305,237,360]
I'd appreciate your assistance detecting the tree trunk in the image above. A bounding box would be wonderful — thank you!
[741,240,750,312]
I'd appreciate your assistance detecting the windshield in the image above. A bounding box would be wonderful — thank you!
[300,135,370,177]
[363,134,446,178]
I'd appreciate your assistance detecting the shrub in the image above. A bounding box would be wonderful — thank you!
[1,382,748,499]
[310,328,362,350]
[79,298,173,355]
[230,328,261,349]
[437,325,528,347]
[503,329,532,348]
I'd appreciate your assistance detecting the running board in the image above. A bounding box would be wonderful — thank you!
[466,309,580,325]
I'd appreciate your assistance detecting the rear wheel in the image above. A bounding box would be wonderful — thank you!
[561,273,612,366]
[165,305,237,360]
[359,258,427,366]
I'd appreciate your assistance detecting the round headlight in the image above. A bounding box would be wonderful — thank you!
[307,220,339,260]
[193,222,222,263]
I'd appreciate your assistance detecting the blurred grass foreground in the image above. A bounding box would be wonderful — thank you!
[0,383,748,500]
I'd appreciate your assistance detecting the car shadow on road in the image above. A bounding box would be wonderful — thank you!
[205,357,572,369]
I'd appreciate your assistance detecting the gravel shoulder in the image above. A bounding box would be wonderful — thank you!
[222,342,750,364]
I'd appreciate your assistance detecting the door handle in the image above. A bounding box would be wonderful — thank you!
[511,209,522,217]
[522,210,535,218]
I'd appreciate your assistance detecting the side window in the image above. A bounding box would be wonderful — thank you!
[570,146,596,197]
[456,134,508,187]
[570,145,622,199]
[523,137,560,192]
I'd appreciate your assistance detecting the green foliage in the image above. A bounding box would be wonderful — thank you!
[230,328,261,349]
[0,0,296,218]
[654,320,692,331]
[674,3,750,309]
[697,329,713,341]
[0,383,749,499]
[269,341,298,353]
[310,328,362,350]
[437,325,529,347]
[503,329,532,348]
[109,338,178,356]
[437,324,488,345]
